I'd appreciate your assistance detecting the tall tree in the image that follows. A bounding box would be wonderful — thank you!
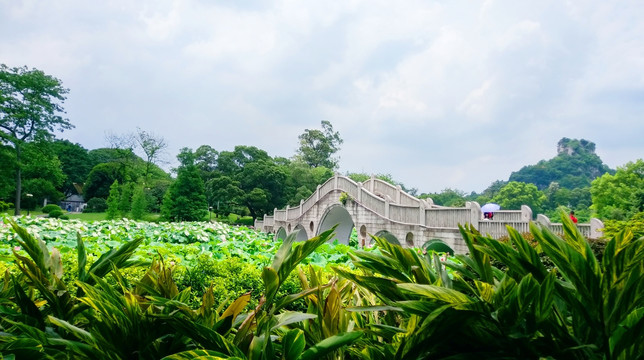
[134,127,167,184]
[591,159,644,220]
[492,181,547,215]
[0,64,72,214]
[296,120,343,169]
[50,139,91,197]
[106,180,120,220]
[161,148,208,221]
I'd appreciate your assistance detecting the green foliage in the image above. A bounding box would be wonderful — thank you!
[84,197,107,213]
[339,192,352,206]
[118,182,133,215]
[0,64,72,215]
[84,162,127,200]
[161,152,208,222]
[419,188,466,207]
[130,186,147,220]
[336,214,644,359]
[49,139,92,197]
[106,180,120,220]
[296,120,343,170]
[48,209,64,218]
[591,159,644,220]
[510,138,612,190]
[0,200,12,212]
[603,211,644,240]
[493,181,547,214]
[41,204,61,214]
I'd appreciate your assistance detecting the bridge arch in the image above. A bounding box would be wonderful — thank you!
[275,227,287,241]
[293,224,309,242]
[317,204,354,245]
[373,230,401,245]
[422,239,454,255]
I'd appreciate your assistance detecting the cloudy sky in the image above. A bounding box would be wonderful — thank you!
[2,0,643,194]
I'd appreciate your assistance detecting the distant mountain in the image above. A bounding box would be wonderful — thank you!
[509,138,613,190]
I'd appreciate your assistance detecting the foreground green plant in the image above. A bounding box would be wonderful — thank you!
[337,213,644,359]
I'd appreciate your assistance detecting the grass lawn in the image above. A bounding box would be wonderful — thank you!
[66,212,107,221]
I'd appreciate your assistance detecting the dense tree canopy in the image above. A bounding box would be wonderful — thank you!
[493,181,547,215]
[296,120,343,169]
[591,159,644,220]
[0,64,72,214]
[161,148,208,221]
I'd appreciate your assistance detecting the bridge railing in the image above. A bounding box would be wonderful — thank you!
[319,177,336,198]
[302,195,316,214]
[536,214,603,239]
[362,176,420,206]
[389,204,421,224]
[360,190,387,214]
[425,208,472,228]
[337,176,359,198]
[478,221,531,238]
[274,209,287,222]
[287,206,300,219]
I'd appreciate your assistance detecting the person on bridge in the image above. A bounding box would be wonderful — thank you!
[569,211,578,224]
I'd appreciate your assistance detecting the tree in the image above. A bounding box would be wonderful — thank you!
[205,175,244,217]
[0,64,72,214]
[492,181,547,215]
[50,140,91,197]
[420,188,466,207]
[84,163,127,200]
[296,120,343,169]
[194,145,219,180]
[161,148,208,221]
[118,183,133,216]
[591,159,644,220]
[130,186,147,220]
[106,180,120,220]
[134,128,167,184]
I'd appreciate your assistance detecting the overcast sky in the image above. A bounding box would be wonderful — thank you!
[2,0,643,194]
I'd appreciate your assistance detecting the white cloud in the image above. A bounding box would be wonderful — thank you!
[2,0,644,193]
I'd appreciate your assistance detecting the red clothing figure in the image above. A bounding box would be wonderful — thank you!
[570,212,578,224]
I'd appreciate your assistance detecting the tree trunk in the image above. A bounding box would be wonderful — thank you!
[14,143,21,216]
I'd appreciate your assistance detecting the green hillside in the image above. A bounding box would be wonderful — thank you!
[509,138,613,190]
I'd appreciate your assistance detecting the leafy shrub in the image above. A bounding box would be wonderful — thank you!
[234,216,254,226]
[41,204,62,214]
[603,211,644,240]
[175,255,305,310]
[84,197,108,213]
[0,200,13,212]
[48,209,64,218]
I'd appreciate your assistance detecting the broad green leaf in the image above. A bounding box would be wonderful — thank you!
[282,328,305,360]
[298,331,363,360]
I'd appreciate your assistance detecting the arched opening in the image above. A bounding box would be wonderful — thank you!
[293,224,309,242]
[373,230,401,245]
[422,239,455,255]
[405,232,414,247]
[275,227,287,241]
[317,204,355,245]
[287,224,291,232]
[359,225,367,247]
[309,221,314,232]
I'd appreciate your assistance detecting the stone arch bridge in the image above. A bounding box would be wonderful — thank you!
[254,175,604,254]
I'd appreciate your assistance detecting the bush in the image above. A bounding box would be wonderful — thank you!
[235,216,255,226]
[0,201,13,212]
[84,197,108,213]
[48,209,64,218]
[175,255,304,310]
[41,204,62,214]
